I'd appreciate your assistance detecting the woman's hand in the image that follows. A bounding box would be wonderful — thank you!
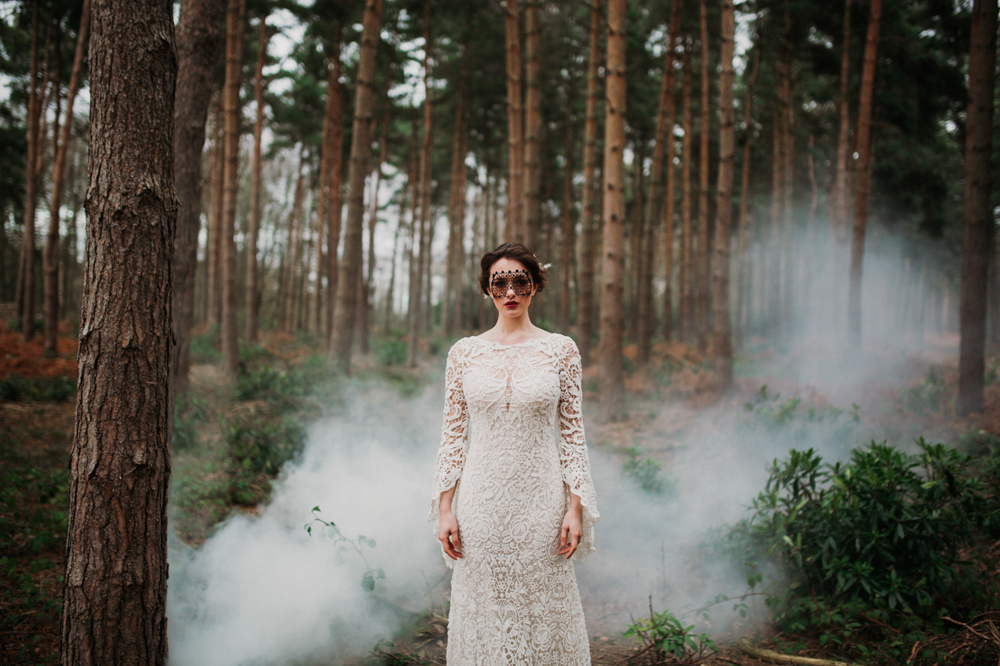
[558,499,583,559]
[439,508,463,560]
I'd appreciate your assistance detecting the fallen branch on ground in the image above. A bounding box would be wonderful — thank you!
[737,641,859,666]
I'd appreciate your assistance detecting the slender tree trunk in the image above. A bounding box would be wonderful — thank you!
[172,0,225,395]
[780,8,794,342]
[832,0,852,330]
[734,47,759,352]
[769,110,784,336]
[523,0,542,249]
[628,147,644,343]
[696,0,710,354]
[504,0,524,242]
[577,0,602,365]
[245,15,268,344]
[599,0,626,422]
[18,5,41,341]
[220,0,245,378]
[207,98,224,328]
[847,0,882,348]
[45,0,91,355]
[363,64,392,350]
[385,207,403,331]
[406,108,423,367]
[331,0,383,372]
[958,0,998,414]
[61,0,176,661]
[324,22,344,345]
[713,0,735,391]
[649,0,682,349]
[444,69,467,336]
[281,157,306,332]
[680,42,694,342]
[559,114,574,333]
[409,0,434,359]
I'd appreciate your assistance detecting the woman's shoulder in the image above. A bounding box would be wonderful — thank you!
[546,332,580,355]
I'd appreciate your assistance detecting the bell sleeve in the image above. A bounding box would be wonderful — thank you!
[557,336,600,562]
[429,339,470,558]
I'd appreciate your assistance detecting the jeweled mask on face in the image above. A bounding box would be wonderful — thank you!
[490,269,533,300]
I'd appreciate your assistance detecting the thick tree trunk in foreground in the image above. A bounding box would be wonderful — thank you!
[599,0,626,422]
[172,0,225,395]
[246,15,269,343]
[696,0,710,354]
[61,0,176,662]
[958,0,998,414]
[523,0,542,249]
[577,0,602,365]
[504,0,524,242]
[220,0,246,378]
[331,0,383,372]
[847,0,882,348]
[713,0,735,391]
[45,0,91,355]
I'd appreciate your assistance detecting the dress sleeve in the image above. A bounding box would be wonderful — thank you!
[558,336,599,562]
[429,340,470,545]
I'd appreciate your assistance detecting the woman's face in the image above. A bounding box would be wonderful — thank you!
[488,258,536,320]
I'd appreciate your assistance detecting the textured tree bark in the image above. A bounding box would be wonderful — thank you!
[444,70,467,337]
[599,0,626,422]
[363,63,393,350]
[324,22,344,345]
[503,0,524,242]
[60,0,177,662]
[220,0,245,377]
[45,0,91,355]
[831,0,852,327]
[406,107,423,367]
[281,158,306,332]
[680,42,694,342]
[847,0,882,348]
[695,0,710,354]
[172,0,225,395]
[627,148,644,344]
[713,0,735,392]
[408,0,433,361]
[958,0,998,414]
[733,47,759,352]
[648,0,682,351]
[246,15,269,343]
[577,0,602,366]
[523,0,542,249]
[331,0,383,372]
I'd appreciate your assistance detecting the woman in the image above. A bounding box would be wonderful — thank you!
[430,242,599,665]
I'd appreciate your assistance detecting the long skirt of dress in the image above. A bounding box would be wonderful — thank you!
[446,447,590,665]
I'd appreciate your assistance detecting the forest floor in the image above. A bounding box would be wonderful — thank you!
[2,321,999,665]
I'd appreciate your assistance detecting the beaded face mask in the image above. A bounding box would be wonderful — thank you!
[490,269,533,299]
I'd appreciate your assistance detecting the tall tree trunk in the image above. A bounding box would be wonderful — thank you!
[696,0,710,354]
[523,0,542,249]
[172,0,225,395]
[220,0,246,378]
[577,0,602,365]
[680,41,694,342]
[734,47,759,352]
[408,0,433,363]
[649,0,682,350]
[559,113,574,333]
[444,68,467,336]
[406,108,423,366]
[831,0,852,329]
[627,146,644,343]
[504,0,524,242]
[17,5,41,341]
[281,157,306,332]
[61,0,176,661]
[207,98,224,328]
[331,0,383,372]
[245,16,268,343]
[768,111,785,335]
[599,0,626,422]
[363,63,392,350]
[780,7,794,342]
[958,0,998,414]
[324,22,344,345]
[45,0,91,355]
[713,0,735,392]
[847,0,882,348]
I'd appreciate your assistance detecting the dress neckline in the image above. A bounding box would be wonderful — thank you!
[473,333,555,349]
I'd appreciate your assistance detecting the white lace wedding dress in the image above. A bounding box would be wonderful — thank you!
[430,333,599,666]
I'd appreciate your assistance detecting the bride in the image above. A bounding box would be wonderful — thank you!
[430,241,599,665]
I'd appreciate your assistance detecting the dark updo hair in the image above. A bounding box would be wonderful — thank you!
[478,242,548,296]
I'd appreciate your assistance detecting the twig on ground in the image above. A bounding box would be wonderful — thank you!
[737,640,859,666]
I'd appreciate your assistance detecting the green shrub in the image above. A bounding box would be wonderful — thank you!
[902,369,952,413]
[621,447,673,496]
[734,440,1000,624]
[624,605,716,663]
[190,326,221,363]
[0,375,75,402]
[225,412,306,477]
[374,338,408,367]
[172,398,206,451]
